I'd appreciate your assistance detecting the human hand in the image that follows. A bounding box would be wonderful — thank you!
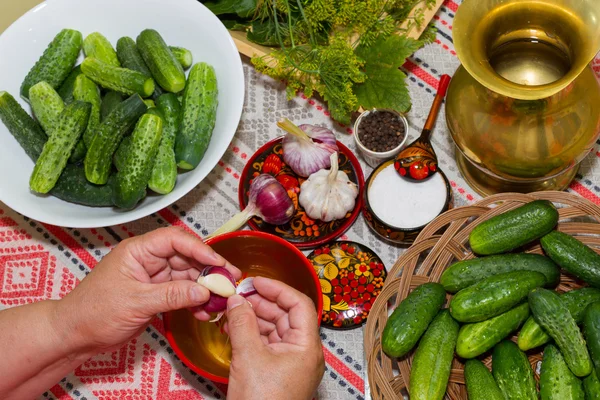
[225,277,324,400]
[56,227,240,354]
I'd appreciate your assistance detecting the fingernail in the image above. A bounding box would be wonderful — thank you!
[228,294,245,311]
[191,285,205,303]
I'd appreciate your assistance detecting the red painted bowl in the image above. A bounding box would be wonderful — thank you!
[239,137,365,249]
[164,231,323,384]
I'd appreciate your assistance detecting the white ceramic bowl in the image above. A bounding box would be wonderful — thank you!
[0,0,244,228]
[353,109,408,168]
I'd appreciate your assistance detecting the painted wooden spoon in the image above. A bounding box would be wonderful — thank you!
[394,74,451,181]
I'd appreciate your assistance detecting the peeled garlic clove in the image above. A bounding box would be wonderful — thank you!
[197,270,237,297]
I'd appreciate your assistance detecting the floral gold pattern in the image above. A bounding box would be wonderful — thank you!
[309,241,387,330]
[240,138,364,249]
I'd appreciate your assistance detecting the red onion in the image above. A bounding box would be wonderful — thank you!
[208,174,295,237]
[196,267,258,320]
[278,118,338,178]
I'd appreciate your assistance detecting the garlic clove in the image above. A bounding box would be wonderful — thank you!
[196,274,237,297]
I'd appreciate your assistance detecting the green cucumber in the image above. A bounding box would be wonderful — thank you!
[84,94,147,184]
[0,91,47,160]
[541,230,600,288]
[469,200,559,255]
[169,46,193,69]
[441,253,560,293]
[584,302,600,376]
[57,65,82,104]
[540,344,585,400]
[464,359,504,400]
[175,62,218,170]
[449,270,546,323]
[137,29,186,93]
[73,74,101,148]
[29,81,65,134]
[0,91,113,206]
[148,93,181,194]
[112,113,163,209]
[83,32,120,67]
[20,29,83,100]
[144,99,155,108]
[518,288,600,351]
[30,101,91,193]
[583,370,600,399]
[381,282,446,358]
[116,37,164,99]
[69,140,87,164]
[100,91,123,121]
[456,302,530,359]
[81,57,155,98]
[409,310,459,400]
[492,340,538,400]
[113,135,132,171]
[529,288,592,377]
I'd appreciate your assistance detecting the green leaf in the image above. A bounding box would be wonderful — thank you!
[203,0,257,18]
[353,35,424,112]
[222,20,251,31]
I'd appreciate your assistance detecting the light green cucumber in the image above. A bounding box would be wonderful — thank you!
[584,370,600,399]
[29,101,91,193]
[73,74,101,148]
[29,81,65,134]
[540,344,585,400]
[169,46,193,69]
[21,29,83,100]
[116,36,164,99]
[113,135,132,172]
[492,340,538,400]
[464,359,504,400]
[584,301,600,377]
[137,29,186,93]
[81,57,155,97]
[83,32,120,67]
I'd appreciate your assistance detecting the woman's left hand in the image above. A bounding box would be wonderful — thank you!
[58,226,240,354]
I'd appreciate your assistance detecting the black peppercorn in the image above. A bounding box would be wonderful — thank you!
[357,111,406,153]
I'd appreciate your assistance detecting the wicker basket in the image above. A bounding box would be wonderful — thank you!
[364,191,600,399]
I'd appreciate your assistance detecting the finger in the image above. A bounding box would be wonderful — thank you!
[257,318,277,337]
[150,266,173,283]
[253,277,318,334]
[127,227,233,275]
[226,295,263,354]
[169,254,241,280]
[143,280,210,315]
[188,307,211,321]
[246,294,287,324]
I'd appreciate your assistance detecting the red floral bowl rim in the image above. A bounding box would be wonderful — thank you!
[163,230,324,385]
[239,136,366,249]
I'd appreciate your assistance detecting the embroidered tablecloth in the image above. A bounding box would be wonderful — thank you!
[2,1,600,398]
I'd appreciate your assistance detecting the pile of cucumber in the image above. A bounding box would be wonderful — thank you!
[0,28,218,209]
[381,200,600,400]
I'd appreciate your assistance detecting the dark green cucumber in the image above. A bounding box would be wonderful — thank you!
[20,29,83,100]
[83,32,120,67]
[492,340,538,400]
[73,75,101,148]
[583,370,600,400]
[449,270,546,323]
[69,140,87,164]
[113,135,132,171]
[541,230,600,288]
[409,310,459,400]
[81,57,155,97]
[148,93,181,194]
[116,37,164,99]
[29,81,65,134]
[137,29,186,93]
[464,359,504,400]
[469,200,559,255]
[100,91,123,121]
[84,94,147,184]
[518,288,600,351]
[0,91,47,160]
[112,114,163,209]
[0,92,113,206]
[381,282,446,358]
[584,301,600,377]
[169,46,193,69]
[529,288,592,377]
[175,62,218,170]
[540,344,585,400]
[57,65,82,104]
[456,302,530,359]
[30,101,91,193]
[441,253,560,293]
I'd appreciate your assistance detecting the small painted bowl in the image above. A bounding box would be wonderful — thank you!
[164,231,323,384]
[353,109,409,168]
[362,159,453,245]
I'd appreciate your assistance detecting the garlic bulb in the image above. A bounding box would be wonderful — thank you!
[299,153,359,222]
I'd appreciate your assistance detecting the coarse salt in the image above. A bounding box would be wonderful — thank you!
[368,164,447,229]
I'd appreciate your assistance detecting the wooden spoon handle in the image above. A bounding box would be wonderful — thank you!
[421,74,451,138]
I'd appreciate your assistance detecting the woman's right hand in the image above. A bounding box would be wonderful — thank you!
[225,277,325,400]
